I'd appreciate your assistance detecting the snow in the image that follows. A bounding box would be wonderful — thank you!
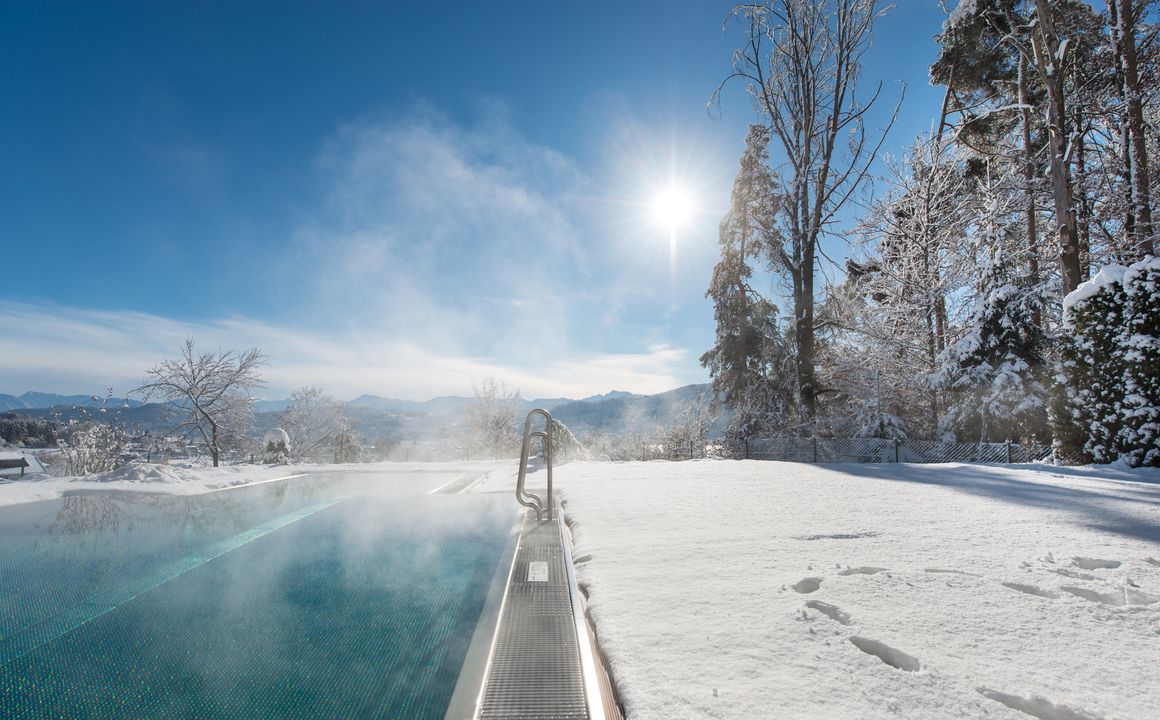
[942,0,980,35]
[518,460,1160,720]
[0,459,515,507]
[0,463,304,506]
[5,457,1159,718]
[1062,263,1128,315]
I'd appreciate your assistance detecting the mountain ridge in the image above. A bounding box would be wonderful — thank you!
[3,384,716,440]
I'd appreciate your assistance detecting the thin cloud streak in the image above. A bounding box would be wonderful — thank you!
[0,302,692,401]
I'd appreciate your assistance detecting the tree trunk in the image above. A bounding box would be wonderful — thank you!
[1032,0,1083,296]
[1019,55,1041,286]
[736,215,750,398]
[1109,0,1137,254]
[793,259,817,431]
[1074,120,1091,280]
[1115,0,1155,256]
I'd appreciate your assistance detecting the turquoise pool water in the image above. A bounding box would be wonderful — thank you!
[0,473,516,719]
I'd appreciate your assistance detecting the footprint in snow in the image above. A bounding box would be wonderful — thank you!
[848,636,921,672]
[976,687,1103,720]
[792,577,822,593]
[1071,556,1121,570]
[1050,567,1096,581]
[1002,582,1060,599]
[1061,585,1158,607]
[837,566,886,576]
[805,600,851,625]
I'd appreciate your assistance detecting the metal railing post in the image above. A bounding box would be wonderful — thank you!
[516,409,554,521]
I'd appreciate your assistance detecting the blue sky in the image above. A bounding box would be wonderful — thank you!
[1,0,948,401]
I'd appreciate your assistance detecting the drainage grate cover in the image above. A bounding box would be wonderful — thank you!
[477,516,589,720]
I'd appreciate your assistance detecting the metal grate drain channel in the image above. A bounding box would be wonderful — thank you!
[476,513,590,720]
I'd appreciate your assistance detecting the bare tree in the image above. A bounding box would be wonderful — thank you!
[278,386,348,462]
[136,338,267,467]
[465,377,521,459]
[1109,0,1155,257]
[715,0,900,431]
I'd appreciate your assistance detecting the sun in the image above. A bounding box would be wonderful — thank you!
[649,184,694,233]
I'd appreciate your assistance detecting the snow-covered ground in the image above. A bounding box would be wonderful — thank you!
[4,457,1157,718]
[0,463,305,506]
[518,460,1160,720]
[0,459,511,507]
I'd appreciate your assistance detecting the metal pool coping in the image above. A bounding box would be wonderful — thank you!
[445,506,621,720]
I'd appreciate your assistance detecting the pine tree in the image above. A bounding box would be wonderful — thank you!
[701,124,791,435]
[1117,258,1160,465]
[1059,266,1128,462]
[936,191,1050,443]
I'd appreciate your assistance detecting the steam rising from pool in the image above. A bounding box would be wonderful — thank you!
[0,471,518,718]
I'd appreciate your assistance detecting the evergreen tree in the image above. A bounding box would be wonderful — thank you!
[1059,265,1129,462]
[935,192,1050,443]
[1118,258,1160,465]
[701,124,793,435]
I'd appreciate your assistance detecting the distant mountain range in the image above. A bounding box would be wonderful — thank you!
[0,392,143,412]
[2,385,718,441]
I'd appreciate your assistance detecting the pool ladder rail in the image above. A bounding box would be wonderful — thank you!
[515,408,553,521]
[453,408,623,720]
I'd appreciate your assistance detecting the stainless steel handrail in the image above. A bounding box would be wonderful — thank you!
[516,408,554,521]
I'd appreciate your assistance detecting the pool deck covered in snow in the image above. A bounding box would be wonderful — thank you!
[488,460,1160,720]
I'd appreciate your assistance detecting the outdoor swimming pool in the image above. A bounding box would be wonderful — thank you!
[0,472,518,719]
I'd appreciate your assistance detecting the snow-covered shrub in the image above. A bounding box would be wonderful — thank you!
[853,400,908,441]
[1060,265,1127,462]
[57,422,130,476]
[1118,259,1160,466]
[262,428,291,464]
[1060,258,1160,467]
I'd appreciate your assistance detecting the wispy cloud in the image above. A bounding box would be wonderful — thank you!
[282,103,591,358]
[0,301,692,400]
[1,103,712,401]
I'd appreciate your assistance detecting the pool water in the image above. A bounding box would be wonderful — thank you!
[0,473,517,719]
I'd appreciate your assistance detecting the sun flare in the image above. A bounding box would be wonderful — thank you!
[649,185,694,233]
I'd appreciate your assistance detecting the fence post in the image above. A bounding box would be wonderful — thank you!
[1006,440,1013,464]
[812,437,818,463]
[744,437,749,460]
[893,438,900,463]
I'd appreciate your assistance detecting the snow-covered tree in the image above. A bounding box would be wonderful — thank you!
[701,125,780,410]
[1061,258,1160,465]
[849,134,977,436]
[716,0,900,430]
[935,187,1050,443]
[1107,0,1156,258]
[1059,264,1129,461]
[136,339,266,467]
[278,386,348,462]
[332,420,363,463]
[465,377,521,459]
[662,391,716,459]
[1118,257,1160,464]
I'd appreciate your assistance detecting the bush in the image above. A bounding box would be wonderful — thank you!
[1060,258,1160,466]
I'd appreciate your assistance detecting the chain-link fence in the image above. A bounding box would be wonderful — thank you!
[732,436,1057,464]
